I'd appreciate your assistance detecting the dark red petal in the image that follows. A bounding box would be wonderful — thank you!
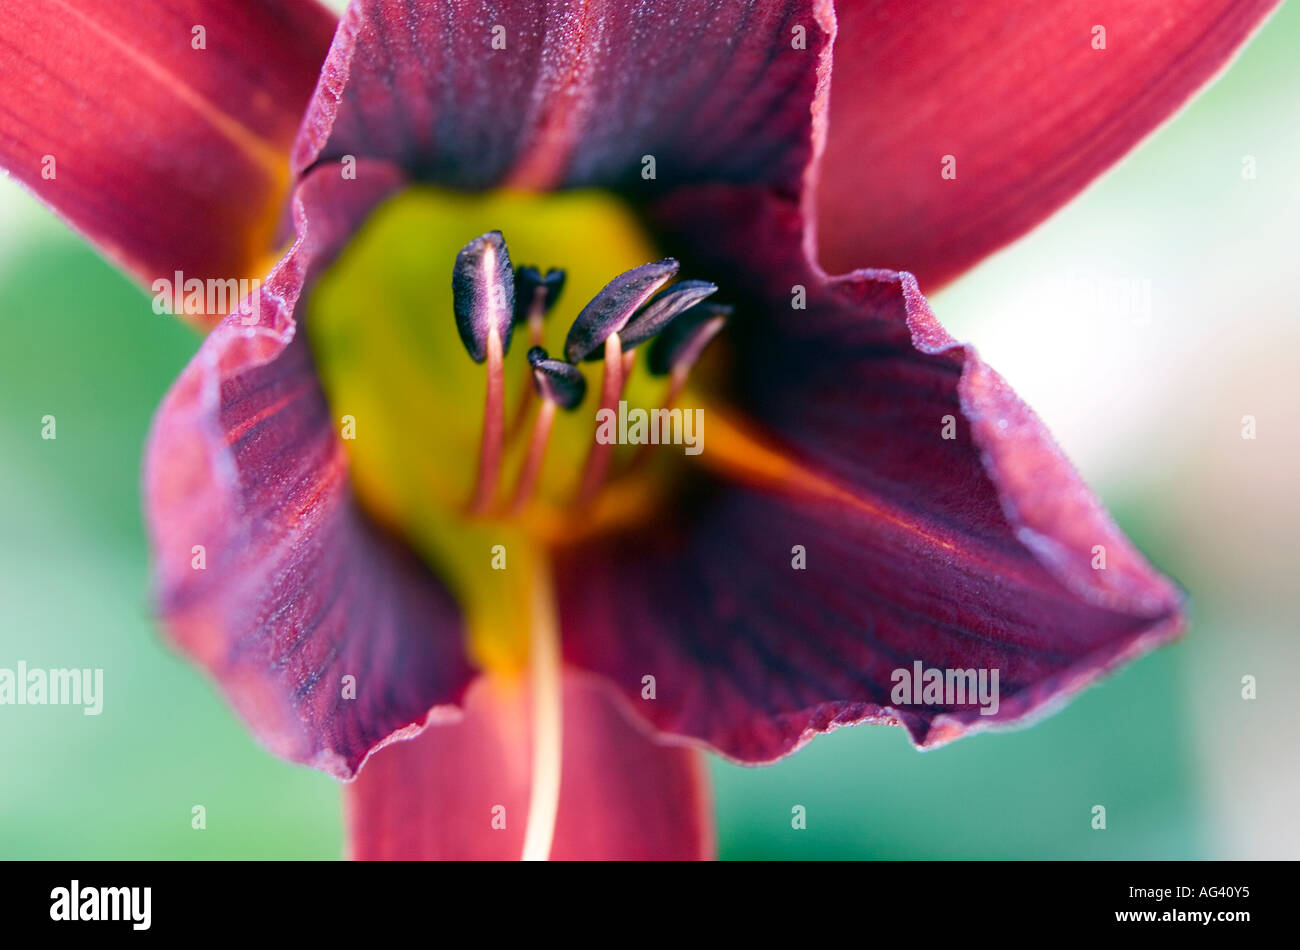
[0,0,335,291]
[293,0,833,193]
[817,0,1281,287]
[144,159,475,780]
[552,185,1185,760]
[348,671,715,860]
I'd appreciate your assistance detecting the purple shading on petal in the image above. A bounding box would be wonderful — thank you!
[292,0,834,194]
[553,185,1185,761]
[144,160,475,780]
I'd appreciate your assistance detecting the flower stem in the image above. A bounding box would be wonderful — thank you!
[520,555,562,862]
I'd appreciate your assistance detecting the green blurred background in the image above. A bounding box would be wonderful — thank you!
[1,3,1296,859]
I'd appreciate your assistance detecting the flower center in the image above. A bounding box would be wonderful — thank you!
[307,186,726,672]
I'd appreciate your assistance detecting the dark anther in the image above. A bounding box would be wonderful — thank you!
[619,280,718,350]
[452,230,515,363]
[563,259,679,363]
[527,346,587,410]
[514,266,566,325]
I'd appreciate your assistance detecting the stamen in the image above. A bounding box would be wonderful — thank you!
[452,231,516,513]
[618,279,717,350]
[646,301,731,380]
[514,267,565,343]
[573,332,626,507]
[564,259,678,363]
[661,362,692,410]
[624,366,688,475]
[508,348,586,514]
[452,231,515,362]
[625,302,731,473]
[509,399,556,515]
[468,325,506,513]
[507,305,544,440]
[520,554,563,862]
[508,267,566,438]
[451,232,722,517]
[527,288,547,346]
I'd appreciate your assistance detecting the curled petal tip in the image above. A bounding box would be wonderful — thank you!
[453,230,515,362]
[563,259,679,363]
[528,346,587,409]
[621,280,719,350]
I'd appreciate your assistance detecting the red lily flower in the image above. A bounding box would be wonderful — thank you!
[0,0,1277,860]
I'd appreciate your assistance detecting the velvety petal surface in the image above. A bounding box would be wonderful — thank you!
[817,0,1281,287]
[552,184,1185,760]
[293,0,833,194]
[0,0,336,291]
[348,671,714,860]
[144,159,476,779]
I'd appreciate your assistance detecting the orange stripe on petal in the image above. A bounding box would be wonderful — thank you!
[348,671,714,860]
[142,162,468,780]
[701,405,960,557]
[554,185,1185,762]
[0,0,336,305]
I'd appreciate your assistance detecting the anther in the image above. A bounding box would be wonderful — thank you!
[453,231,515,362]
[453,231,515,513]
[526,346,587,410]
[514,266,566,347]
[509,266,567,437]
[456,237,722,515]
[563,259,678,364]
[619,280,717,351]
